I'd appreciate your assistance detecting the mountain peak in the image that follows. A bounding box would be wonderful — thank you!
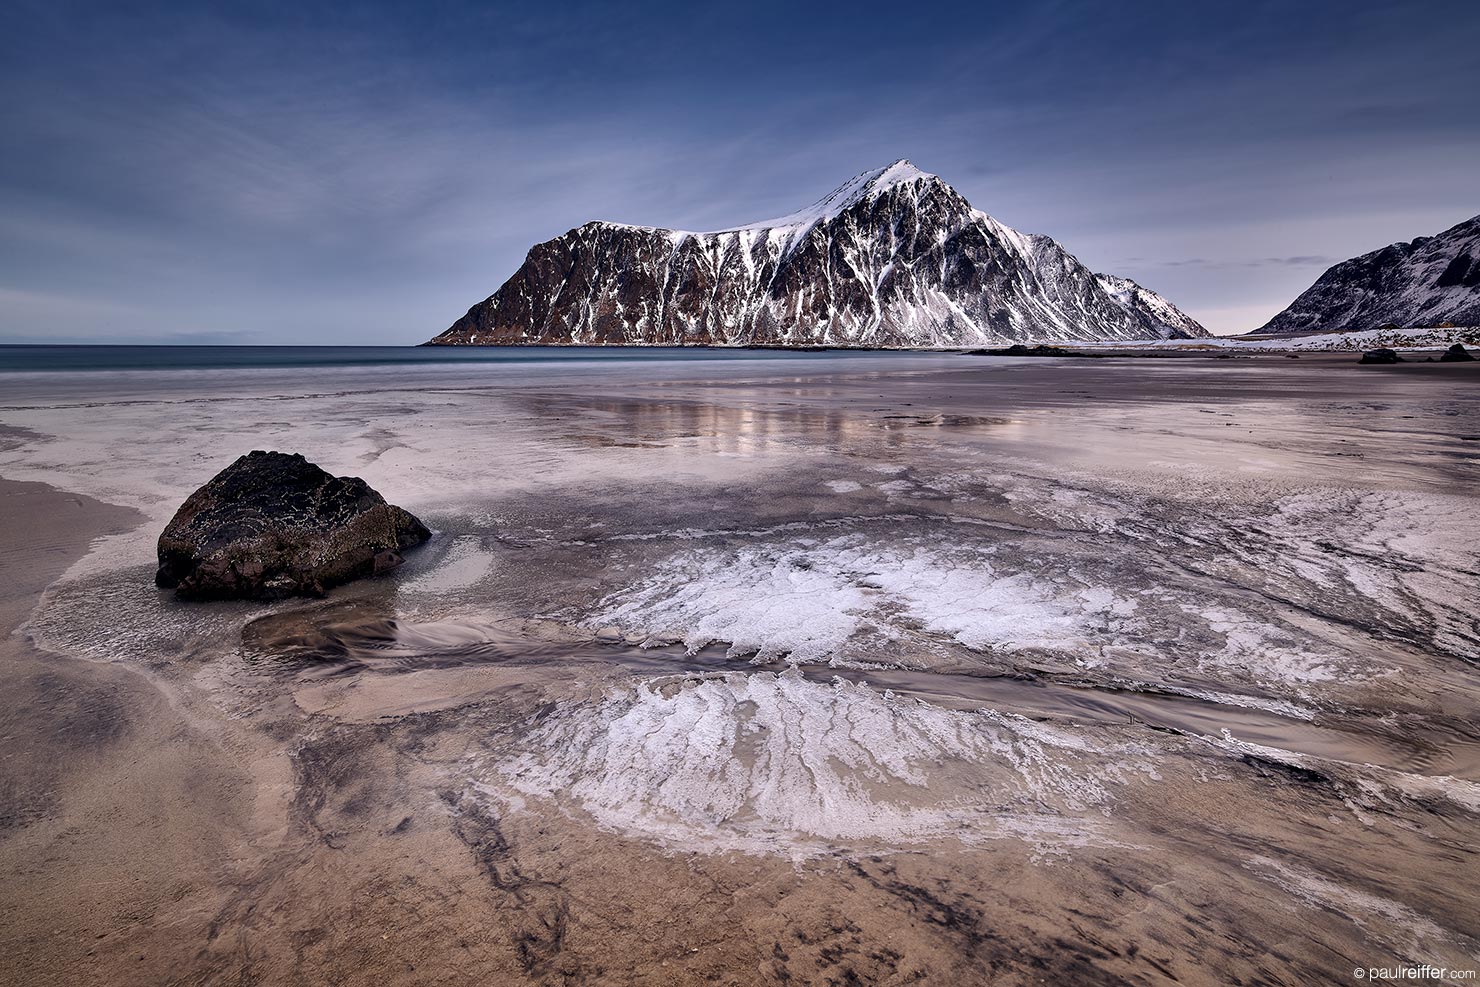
[869,159,931,190]
[712,159,938,237]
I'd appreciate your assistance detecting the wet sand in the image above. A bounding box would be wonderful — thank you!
[2,353,1478,985]
[0,480,252,984]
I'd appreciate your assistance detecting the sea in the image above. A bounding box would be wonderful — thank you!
[0,344,913,374]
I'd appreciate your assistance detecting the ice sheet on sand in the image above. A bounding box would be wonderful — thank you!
[589,535,1137,663]
[590,519,1391,698]
[865,561,1136,653]
[1193,605,1340,684]
[495,668,1154,853]
[1266,488,1480,662]
[593,541,876,662]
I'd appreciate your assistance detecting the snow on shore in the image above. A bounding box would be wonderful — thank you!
[1074,324,1479,353]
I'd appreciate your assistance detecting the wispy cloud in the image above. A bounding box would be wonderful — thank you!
[1149,256,1335,269]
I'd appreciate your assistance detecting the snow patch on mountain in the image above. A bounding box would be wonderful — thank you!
[719,160,933,244]
[1096,273,1208,339]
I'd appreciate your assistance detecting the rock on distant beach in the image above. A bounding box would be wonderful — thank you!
[965,344,1101,358]
[1439,343,1475,362]
[1358,348,1404,365]
[156,451,430,600]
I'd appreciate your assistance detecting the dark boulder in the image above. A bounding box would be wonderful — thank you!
[1359,348,1404,364]
[1439,343,1475,362]
[156,451,431,600]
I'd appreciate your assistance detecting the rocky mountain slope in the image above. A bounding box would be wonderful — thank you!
[428,160,1207,347]
[1257,214,1480,334]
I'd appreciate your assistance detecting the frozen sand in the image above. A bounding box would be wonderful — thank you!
[2,351,1479,985]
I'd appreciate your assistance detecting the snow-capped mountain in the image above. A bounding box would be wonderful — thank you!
[1257,214,1480,334]
[1094,273,1207,339]
[427,160,1207,347]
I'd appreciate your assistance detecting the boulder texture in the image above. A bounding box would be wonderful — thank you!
[1439,343,1475,362]
[1358,349,1403,365]
[156,451,430,600]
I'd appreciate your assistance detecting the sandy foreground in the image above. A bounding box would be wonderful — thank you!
[1,352,1478,986]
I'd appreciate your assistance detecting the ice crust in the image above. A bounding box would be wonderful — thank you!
[496,668,1154,853]
[590,535,1139,664]
[586,530,1369,695]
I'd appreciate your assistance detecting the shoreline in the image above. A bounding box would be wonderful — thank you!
[3,356,1477,985]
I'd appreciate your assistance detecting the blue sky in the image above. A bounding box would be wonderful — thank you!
[2,0,1476,342]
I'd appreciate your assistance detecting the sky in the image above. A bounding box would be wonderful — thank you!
[1,0,1477,343]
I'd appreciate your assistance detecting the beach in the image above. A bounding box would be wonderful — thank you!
[1,348,1477,985]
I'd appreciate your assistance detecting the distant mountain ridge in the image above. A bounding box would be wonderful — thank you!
[428,160,1207,347]
[1257,214,1480,334]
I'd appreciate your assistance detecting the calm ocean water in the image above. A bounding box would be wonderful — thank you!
[0,344,909,373]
